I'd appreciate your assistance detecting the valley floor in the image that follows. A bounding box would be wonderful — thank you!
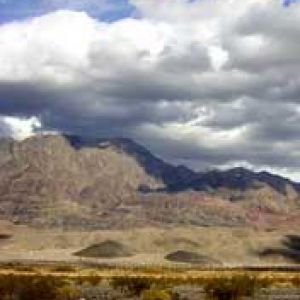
[0,223,300,266]
[1,223,300,299]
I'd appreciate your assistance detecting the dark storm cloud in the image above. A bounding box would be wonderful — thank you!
[202,100,299,131]
[137,130,300,172]
[0,79,198,139]
[1,1,300,179]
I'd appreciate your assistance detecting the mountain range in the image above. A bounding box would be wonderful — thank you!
[0,133,299,230]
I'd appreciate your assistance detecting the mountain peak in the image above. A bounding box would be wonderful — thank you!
[0,133,299,229]
[9,133,300,194]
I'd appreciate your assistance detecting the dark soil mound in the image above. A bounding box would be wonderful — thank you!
[0,234,12,240]
[74,240,133,258]
[165,250,221,265]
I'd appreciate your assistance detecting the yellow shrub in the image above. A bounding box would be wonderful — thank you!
[55,284,81,300]
[141,289,171,300]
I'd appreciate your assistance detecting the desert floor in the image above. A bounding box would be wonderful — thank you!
[0,222,299,267]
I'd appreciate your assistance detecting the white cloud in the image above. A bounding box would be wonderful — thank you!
[0,10,101,83]
[0,1,300,179]
[0,116,41,140]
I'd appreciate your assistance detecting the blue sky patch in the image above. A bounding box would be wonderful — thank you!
[283,0,299,6]
[0,0,296,24]
[0,0,135,23]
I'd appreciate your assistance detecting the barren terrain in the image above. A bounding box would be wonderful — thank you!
[0,222,299,267]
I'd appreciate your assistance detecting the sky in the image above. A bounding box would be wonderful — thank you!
[0,0,136,23]
[1,0,300,180]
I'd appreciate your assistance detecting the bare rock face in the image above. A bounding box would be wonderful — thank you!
[0,134,163,228]
[0,134,299,230]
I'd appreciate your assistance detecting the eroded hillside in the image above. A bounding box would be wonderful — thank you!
[0,134,299,229]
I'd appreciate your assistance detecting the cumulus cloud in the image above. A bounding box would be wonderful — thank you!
[0,116,41,140]
[0,0,300,179]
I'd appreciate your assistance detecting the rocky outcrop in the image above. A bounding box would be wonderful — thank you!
[0,134,163,228]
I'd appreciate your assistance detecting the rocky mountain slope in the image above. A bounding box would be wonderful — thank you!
[0,134,299,229]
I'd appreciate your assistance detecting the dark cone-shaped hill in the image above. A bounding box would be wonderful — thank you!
[74,240,133,258]
[165,250,221,265]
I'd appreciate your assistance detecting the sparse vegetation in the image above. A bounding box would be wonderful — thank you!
[204,274,269,300]
[0,275,64,300]
[55,284,81,300]
[51,265,77,273]
[0,265,297,300]
[141,288,171,300]
[111,276,152,296]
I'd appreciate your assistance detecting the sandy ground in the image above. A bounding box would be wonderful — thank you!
[0,223,299,267]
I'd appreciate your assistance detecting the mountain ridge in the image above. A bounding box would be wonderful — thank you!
[0,133,298,229]
[65,134,300,195]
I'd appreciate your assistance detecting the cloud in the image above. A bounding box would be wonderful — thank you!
[0,116,41,140]
[0,117,12,137]
[0,0,300,180]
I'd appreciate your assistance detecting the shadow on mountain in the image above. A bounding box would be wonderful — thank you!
[258,235,300,263]
[66,134,201,192]
[65,135,300,194]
